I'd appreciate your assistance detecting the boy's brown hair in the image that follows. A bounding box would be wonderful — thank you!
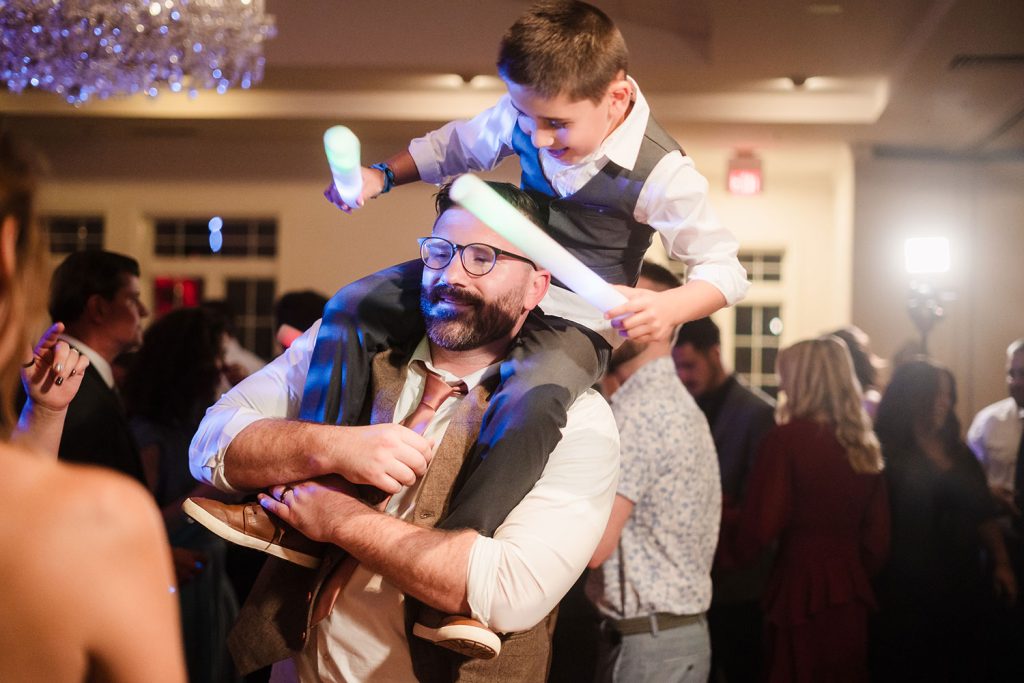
[497,0,628,104]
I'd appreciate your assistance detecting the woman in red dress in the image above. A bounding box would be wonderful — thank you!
[722,336,889,682]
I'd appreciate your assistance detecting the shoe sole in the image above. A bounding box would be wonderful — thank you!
[412,622,501,660]
[182,499,322,569]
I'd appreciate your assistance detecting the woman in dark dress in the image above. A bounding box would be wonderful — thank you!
[724,336,889,683]
[124,307,241,683]
[871,359,1017,682]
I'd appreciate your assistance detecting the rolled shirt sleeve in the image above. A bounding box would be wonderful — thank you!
[637,151,750,306]
[407,95,519,185]
[188,320,320,491]
[464,389,620,633]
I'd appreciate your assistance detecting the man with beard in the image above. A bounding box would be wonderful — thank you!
[586,261,720,682]
[187,181,620,682]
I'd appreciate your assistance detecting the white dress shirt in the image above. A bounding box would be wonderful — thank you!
[59,335,114,389]
[190,322,620,683]
[408,77,750,316]
[968,396,1024,492]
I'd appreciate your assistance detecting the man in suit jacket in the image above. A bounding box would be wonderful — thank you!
[189,182,620,682]
[673,316,775,683]
[49,250,149,484]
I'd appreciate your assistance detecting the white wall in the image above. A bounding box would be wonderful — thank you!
[852,155,1024,426]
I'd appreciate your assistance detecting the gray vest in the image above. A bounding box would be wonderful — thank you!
[512,114,683,286]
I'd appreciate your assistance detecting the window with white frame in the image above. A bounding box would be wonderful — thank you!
[734,303,782,398]
[41,215,104,254]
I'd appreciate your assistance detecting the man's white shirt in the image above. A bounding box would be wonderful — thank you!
[189,322,620,682]
[968,396,1024,492]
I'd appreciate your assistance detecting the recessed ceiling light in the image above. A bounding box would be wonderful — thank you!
[806,4,843,15]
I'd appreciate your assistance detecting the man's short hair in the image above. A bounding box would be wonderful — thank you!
[639,261,681,291]
[435,179,543,226]
[48,250,140,324]
[275,290,328,333]
[674,316,721,353]
[1008,338,1024,359]
[497,0,629,103]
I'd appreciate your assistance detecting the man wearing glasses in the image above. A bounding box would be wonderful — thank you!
[188,181,620,682]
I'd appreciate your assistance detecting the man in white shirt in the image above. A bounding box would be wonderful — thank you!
[968,338,1024,666]
[968,338,1024,516]
[189,182,619,682]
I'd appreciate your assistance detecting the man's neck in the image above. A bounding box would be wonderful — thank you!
[611,346,669,393]
[63,325,119,364]
[428,338,512,379]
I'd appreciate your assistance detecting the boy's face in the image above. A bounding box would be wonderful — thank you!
[505,77,631,165]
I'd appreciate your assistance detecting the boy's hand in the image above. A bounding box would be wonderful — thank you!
[605,286,679,343]
[323,166,388,213]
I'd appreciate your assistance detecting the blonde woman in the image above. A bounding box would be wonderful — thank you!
[722,336,889,683]
[0,133,186,683]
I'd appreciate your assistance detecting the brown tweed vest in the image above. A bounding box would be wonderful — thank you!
[229,350,557,682]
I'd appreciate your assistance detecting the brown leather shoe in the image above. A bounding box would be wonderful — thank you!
[182,498,324,569]
[412,616,502,659]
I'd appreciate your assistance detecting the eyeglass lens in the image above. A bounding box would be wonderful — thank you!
[421,238,497,276]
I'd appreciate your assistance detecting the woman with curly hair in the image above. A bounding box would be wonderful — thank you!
[723,336,889,682]
[871,359,1016,681]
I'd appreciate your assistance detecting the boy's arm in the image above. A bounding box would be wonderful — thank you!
[324,149,422,211]
[325,96,518,212]
[606,280,727,343]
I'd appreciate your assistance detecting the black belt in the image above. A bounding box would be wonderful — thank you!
[607,612,704,636]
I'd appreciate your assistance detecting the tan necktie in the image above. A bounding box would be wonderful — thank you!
[310,365,465,624]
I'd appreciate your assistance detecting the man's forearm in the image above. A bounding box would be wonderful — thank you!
[325,497,475,615]
[223,418,334,491]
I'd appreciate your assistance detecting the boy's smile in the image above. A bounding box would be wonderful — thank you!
[504,77,632,165]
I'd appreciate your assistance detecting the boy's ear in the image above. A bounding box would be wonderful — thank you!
[606,73,632,113]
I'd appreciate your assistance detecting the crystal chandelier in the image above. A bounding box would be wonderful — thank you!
[0,0,276,105]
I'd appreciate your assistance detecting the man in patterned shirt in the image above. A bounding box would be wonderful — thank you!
[586,261,721,682]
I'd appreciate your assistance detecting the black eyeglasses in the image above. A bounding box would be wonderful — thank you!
[418,236,536,276]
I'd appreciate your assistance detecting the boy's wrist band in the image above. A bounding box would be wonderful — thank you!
[370,162,395,194]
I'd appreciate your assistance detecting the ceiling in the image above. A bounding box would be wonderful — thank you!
[3,0,1024,179]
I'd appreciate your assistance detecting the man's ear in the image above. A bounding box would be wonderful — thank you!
[523,269,551,311]
[84,292,109,324]
[0,215,18,280]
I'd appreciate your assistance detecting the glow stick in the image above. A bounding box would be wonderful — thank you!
[450,174,628,314]
[323,125,362,207]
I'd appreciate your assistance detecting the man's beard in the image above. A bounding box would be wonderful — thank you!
[420,283,523,351]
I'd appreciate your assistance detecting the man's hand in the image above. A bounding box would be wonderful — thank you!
[605,286,679,343]
[323,166,387,213]
[328,423,434,494]
[259,476,363,543]
[22,322,89,412]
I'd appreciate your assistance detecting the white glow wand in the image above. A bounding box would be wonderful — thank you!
[323,125,362,208]
[450,174,628,314]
